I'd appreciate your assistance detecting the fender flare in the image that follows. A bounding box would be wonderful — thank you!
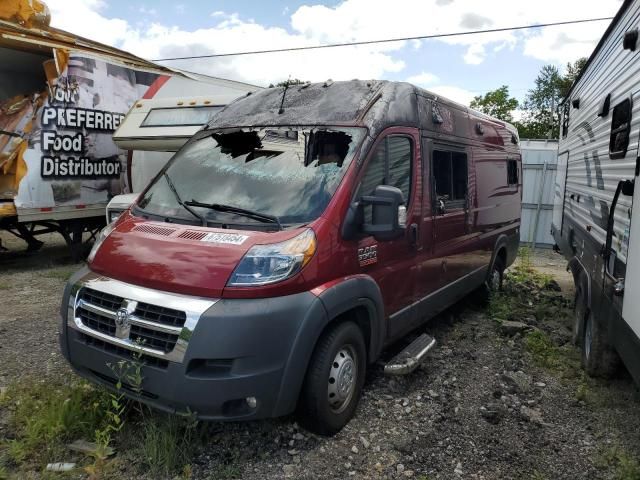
[487,234,510,279]
[272,275,385,416]
[315,275,386,363]
[568,256,591,308]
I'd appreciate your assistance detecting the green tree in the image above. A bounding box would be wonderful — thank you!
[517,58,587,139]
[558,57,588,98]
[470,85,519,122]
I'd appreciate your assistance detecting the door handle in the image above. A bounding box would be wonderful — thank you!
[409,223,418,246]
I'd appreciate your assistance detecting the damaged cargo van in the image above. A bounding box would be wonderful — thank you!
[60,80,521,434]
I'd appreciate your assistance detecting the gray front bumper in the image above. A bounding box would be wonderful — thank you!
[60,267,327,420]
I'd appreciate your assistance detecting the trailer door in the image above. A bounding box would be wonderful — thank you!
[552,151,569,236]
[622,175,640,338]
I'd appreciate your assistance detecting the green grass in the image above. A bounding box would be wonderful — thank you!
[137,413,199,478]
[596,445,640,480]
[41,266,78,281]
[1,380,111,468]
[524,330,581,377]
[0,282,8,290]
[1,377,204,478]
[487,249,564,324]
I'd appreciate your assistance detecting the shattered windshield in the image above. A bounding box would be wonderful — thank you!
[136,127,365,227]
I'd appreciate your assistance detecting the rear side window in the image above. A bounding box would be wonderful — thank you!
[507,159,519,185]
[360,136,412,203]
[609,98,632,159]
[433,150,468,209]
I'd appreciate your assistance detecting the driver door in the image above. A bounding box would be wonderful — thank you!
[355,128,422,339]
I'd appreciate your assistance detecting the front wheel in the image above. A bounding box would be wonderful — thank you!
[298,321,366,436]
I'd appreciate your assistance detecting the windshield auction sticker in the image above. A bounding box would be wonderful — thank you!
[201,232,249,245]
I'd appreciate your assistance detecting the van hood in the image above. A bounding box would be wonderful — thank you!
[89,215,306,298]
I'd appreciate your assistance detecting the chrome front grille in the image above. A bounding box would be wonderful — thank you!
[78,305,117,336]
[77,288,185,353]
[68,272,217,364]
[134,302,186,328]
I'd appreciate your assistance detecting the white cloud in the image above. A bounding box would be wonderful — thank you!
[139,6,157,16]
[428,85,477,106]
[45,0,622,86]
[46,0,129,46]
[406,72,439,86]
[463,44,485,65]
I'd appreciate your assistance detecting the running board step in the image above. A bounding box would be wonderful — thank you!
[384,333,436,375]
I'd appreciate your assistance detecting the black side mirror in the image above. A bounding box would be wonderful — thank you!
[361,185,405,241]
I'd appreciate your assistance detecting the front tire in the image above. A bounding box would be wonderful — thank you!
[298,321,366,436]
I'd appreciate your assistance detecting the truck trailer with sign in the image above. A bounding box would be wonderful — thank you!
[0,1,257,257]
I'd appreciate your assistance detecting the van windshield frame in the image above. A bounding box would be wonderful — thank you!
[133,126,365,229]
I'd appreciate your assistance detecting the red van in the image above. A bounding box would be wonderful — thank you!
[60,80,521,434]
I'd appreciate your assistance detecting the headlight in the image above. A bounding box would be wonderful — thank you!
[87,222,116,263]
[227,229,316,286]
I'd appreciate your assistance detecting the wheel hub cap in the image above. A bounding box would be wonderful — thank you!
[490,269,500,290]
[328,347,357,413]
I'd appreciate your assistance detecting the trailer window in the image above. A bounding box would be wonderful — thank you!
[507,159,519,185]
[141,106,224,127]
[433,150,468,209]
[609,98,632,159]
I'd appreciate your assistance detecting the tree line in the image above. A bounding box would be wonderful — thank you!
[469,58,587,139]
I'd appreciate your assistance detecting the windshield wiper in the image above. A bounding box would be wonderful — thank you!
[184,200,282,230]
[163,173,207,226]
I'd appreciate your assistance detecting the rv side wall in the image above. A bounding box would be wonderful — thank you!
[553,0,640,383]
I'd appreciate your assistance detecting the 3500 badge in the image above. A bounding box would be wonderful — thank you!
[358,245,378,267]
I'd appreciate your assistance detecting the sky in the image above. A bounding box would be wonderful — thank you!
[45,0,623,106]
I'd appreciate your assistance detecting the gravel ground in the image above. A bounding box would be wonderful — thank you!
[1,232,639,479]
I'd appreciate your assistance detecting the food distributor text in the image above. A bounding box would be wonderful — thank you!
[40,106,125,179]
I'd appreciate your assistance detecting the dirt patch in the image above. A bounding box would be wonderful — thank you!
[0,246,639,479]
[0,231,79,387]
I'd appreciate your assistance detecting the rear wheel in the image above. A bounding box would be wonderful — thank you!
[298,321,366,436]
[476,255,505,304]
[581,310,619,378]
[487,256,505,292]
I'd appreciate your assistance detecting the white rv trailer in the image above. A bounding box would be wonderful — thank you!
[552,0,640,382]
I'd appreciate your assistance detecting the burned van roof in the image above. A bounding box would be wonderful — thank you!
[205,79,518,145]
[207,80,421,130]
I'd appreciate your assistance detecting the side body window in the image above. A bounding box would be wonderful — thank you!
[507,159,519,186]
[609,98,632,159]
[432,150,468,210]
[360,136,412,203]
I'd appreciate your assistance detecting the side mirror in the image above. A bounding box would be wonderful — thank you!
[361,185,406,241]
